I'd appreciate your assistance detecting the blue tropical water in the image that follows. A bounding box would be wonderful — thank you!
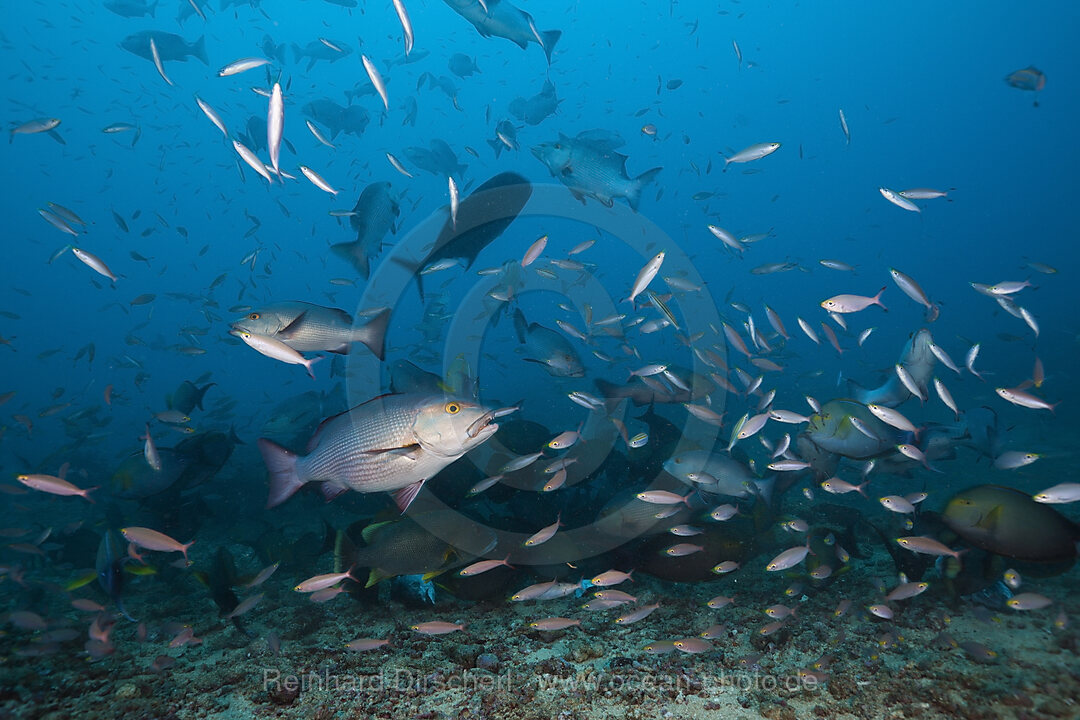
[1,1,1078,718]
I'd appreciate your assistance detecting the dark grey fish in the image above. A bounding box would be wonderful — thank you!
[230,302,390,359]
[97,530,135,621]
[532,130,661,211]
[417,73,460,106]
[386,49,430,68]
[330,182,400,278]
[488,119,519,158]
[847,329,934,408]
[110,448,192,499]
[238,116,268,153]
[193,547,251,635]
[509,80,560,125]
[442,0,561,64]
[448,53,480,78]
[176,0,208,24]
[168,380,215,415]
[120,30,208,65]
[301,99,369,139]
[959,406,1003,459]
[339,511,496,586]
[261,34,287,65]
[105,0,157,18]
[260,389,344,445]
[408,172,532,298]
[513,309,584,377]
[404,137,466,177]
[389,360,444,395]
[401,96,418,127]
[345,74,391,104]
[291,39,352,70]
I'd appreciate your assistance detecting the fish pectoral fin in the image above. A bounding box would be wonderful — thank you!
[65,570,98,591]
[975,505,1003,532]
[365,567,390,588]
[275,311,309,340]
[391,479,426,513]
[365,443,424,461]
[421,569,446,583]
[320,482,349,502]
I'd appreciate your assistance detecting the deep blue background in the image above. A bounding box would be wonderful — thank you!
[1,0,1075,476]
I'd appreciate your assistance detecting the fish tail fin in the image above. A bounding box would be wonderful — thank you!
[487,138,503,158]
[541,30,561,64]
[304,355,324,380]
[259,438,306,508]
[192,35,208,65]
[353,307,391,360]
[149,1,157,18]
[513,308,529,344]
[627,167,662,212]
[875,286,888,312]
[330,241,370,278]
[333,528,359,574]
[116,597,136,622]
[81,486,99,504]
[196,383,216,410]
[846,377,868,403]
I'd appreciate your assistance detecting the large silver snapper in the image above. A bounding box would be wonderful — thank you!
[259,394,499,511]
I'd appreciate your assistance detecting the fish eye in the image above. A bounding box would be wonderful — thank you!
[554,143,561,149]
[445,402,460,414]
[248,312,260,320]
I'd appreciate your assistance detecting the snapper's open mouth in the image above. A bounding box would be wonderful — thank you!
[466,404,519,438]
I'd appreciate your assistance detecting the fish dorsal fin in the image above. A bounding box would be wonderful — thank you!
[361,520,394,544]
[306,409,348,453]
[575,129,625,152]
[276,311,308,340]
[329,307,353,325]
